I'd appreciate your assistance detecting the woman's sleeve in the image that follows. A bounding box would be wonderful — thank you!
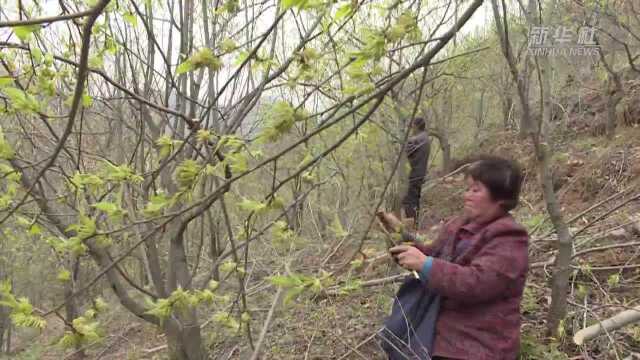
[425,225,529,304]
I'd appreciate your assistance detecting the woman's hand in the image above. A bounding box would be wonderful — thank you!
[389,245,427,272]
[376,211,403,233]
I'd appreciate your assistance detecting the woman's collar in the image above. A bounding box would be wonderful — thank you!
[462,211,509,233]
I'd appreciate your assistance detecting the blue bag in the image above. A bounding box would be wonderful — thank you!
[379,277,441,359]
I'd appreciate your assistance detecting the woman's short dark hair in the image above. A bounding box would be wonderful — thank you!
[464,155,523,212]
[411,117,426,131]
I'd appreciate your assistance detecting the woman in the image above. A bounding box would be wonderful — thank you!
[379,156,529,360]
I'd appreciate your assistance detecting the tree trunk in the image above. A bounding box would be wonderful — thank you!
[0,294,8,352]
[164,316,204,360]
[532,0,573,337]
[429,130,451,172]
[476,89,486,130]
[289,176,304,231]
[207,210,221,282]
[600,53,623,140]
[502,95,513,129]
[537,140,573,337]
[440,136,452,172]
[606,85,622,140]
[441,88,454,172]
[491,0,573,338]
[394,152,409,217]
[166,225,204,360]
[5,322,9,353]
[0,260,8,353]
[389,96,409,216]
[65,258,85,359]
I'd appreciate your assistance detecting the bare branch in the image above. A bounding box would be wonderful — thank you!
[0,9,92,27]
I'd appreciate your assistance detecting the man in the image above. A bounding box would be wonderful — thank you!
[402,117,430,223]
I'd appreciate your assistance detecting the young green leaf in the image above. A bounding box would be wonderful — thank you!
[144,298,173,322]
[212,311,240,332]
[94,297,108,312]
[143,193,172,217]
[267,274,299,288]
[12,25,40,41]
[338,279,363,295]
[281,0,323,11]
[28,223,42,236]
[0,77,13,87]
[94,235,113,248]
[65,215,96,241]
[174,159,202,189]
[271,220,297,251]
[155,135,182,159]
[225,151,248,173]
[220,260,237,274]
[0,281,46,329]
[105,37,119,55]
[2,87,40,114]
[88,53,104,69]
[238,198,268,214]
[334,3,352,21]
[57,269,72,282]
[240,312,251,323]
[123,12,138,27]
[69,172,105,192]
[221,0,240,13]
[219,38,237,53]
[208,280,220,291]
[177,48,222,75]
[101,161,144,183]
[176,61,195,75]
[31,47,43,63]
[258,101,306,143]
[82,92,93,107]
[283,286,306,305]
[196,129,216,143]
[92,201,127,220]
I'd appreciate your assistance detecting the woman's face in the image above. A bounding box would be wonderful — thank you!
[463,176,504,223]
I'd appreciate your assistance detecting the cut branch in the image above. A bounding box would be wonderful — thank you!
[574,306,640,345]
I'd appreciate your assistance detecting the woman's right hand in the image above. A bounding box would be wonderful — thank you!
[376,211,403,233]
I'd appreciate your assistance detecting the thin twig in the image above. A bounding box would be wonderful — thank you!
[0,42,197,128]
[572,263,640,271]
[331,330,369,360]
[249,287,283,360]
[573,193,640,238]
[0,0,112,228]
[322,273,410,297]
[304,329,318,360]
[573,241,640,259]
[337,331,380,360]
